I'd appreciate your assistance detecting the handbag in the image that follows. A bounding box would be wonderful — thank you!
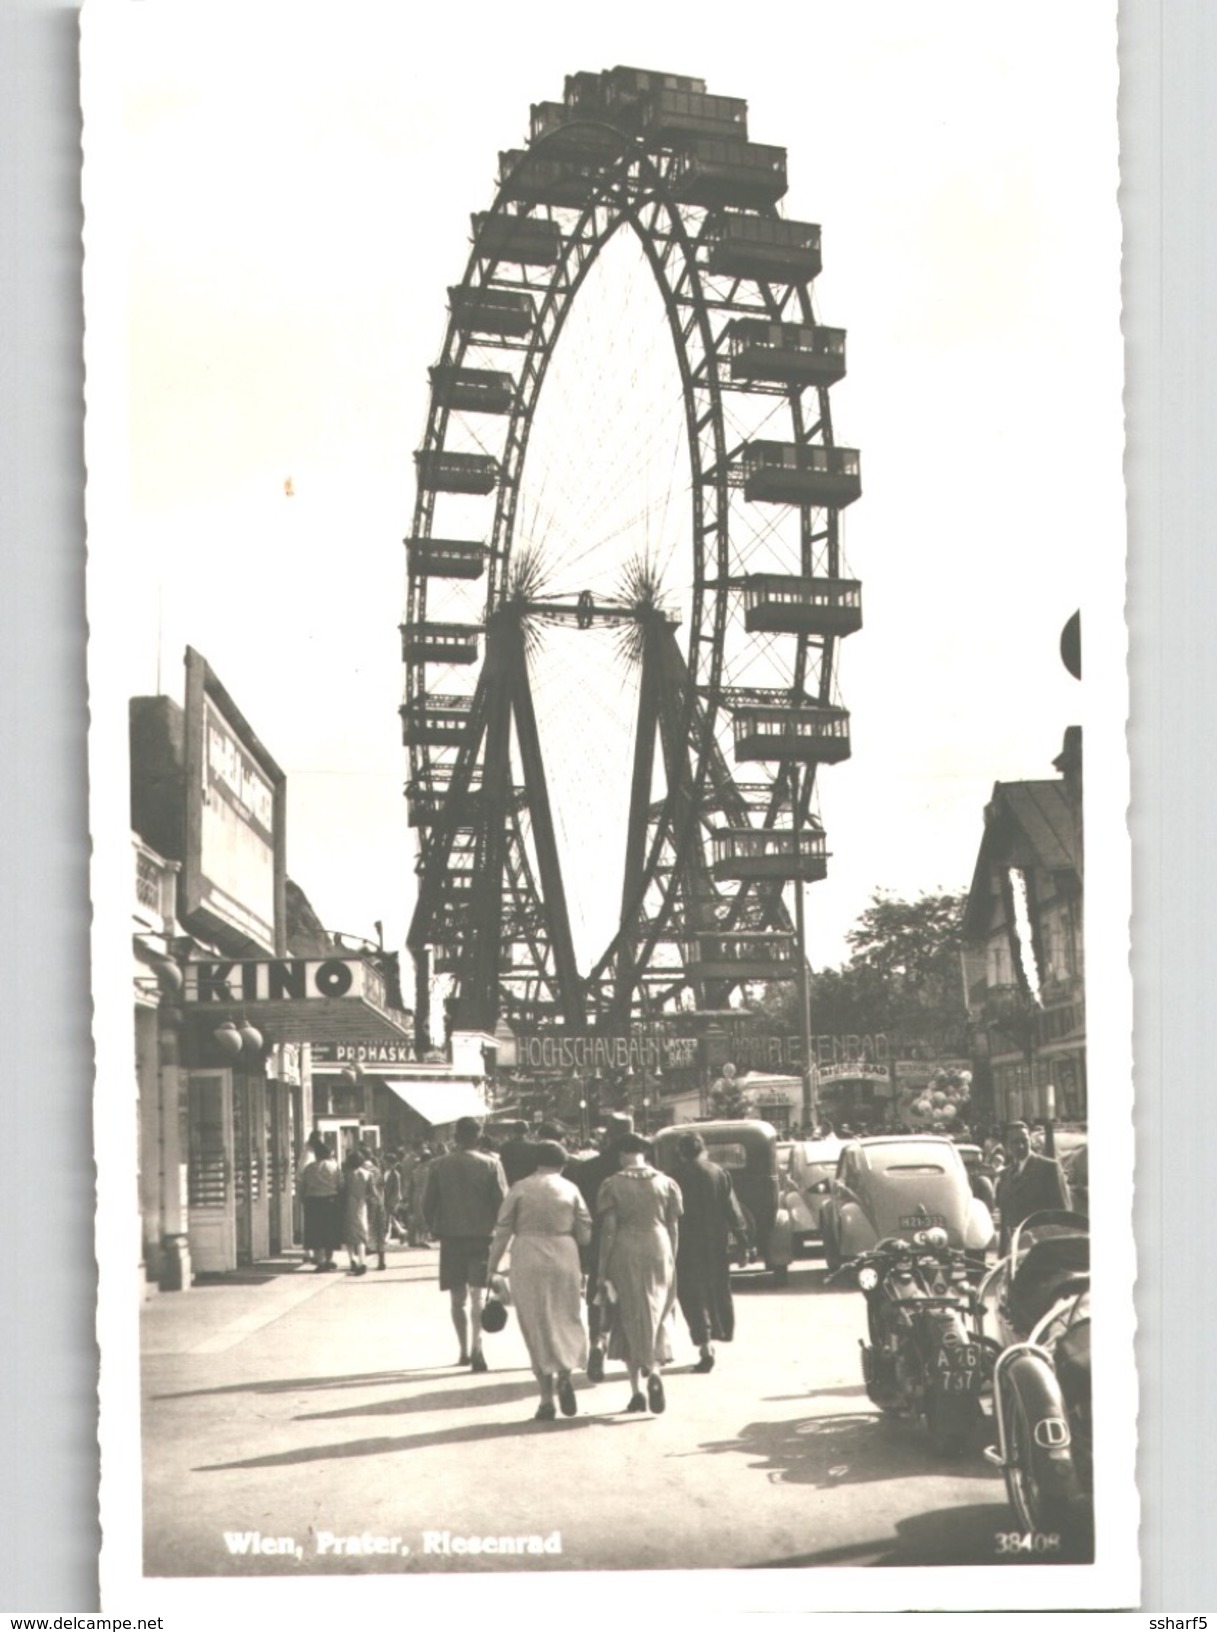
[480,1295,509,1334]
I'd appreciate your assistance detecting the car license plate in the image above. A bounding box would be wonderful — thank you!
[900,1213,946,1229]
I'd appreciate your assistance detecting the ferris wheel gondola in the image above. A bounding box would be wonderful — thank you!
[401,65,862,1045]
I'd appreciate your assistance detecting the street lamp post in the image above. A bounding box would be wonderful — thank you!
[794,767,815,1130]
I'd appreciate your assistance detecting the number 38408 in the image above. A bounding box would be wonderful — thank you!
[996,1532,1061,1555]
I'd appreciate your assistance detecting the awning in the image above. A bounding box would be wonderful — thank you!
[186,997,414,1045]
[383,1079,489,1126]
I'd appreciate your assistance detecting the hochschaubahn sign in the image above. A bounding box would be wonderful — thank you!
[514,1032,693,1073]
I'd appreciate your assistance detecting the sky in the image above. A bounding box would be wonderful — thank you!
[87,0,1124,976]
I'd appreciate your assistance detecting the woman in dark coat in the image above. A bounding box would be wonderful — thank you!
[298,1131,342,1271]
[671,1132,748,1372]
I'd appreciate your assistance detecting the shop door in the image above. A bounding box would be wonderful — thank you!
[233,1075,271,1265]
[186,1071,236,1273]
[316,1117,361,1161]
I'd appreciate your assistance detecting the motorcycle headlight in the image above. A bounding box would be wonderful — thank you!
[924,1226,949,1249]
[858,1265,880,1292]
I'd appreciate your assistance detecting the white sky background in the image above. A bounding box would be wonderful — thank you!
[101,0,1122,972]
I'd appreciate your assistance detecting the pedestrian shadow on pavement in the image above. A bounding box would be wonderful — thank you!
[194,1414,600,1472]
[153,1367,471,1401]
[689,1410,1002,1495]
[750,1501,1080,1568]
[296,1377,543,1419]
[762,1385,870,1402]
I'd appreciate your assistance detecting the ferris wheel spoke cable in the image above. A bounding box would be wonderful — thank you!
[527,385,691,580]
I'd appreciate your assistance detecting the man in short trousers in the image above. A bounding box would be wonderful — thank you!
[423,1117,507,1372]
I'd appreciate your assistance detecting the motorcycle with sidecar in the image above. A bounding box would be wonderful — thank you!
[979,1209,1093,1556]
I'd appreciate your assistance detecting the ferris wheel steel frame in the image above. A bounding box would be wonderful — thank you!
[402,73,861,1044]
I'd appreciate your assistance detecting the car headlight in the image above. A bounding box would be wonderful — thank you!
[858,1265,880,1292]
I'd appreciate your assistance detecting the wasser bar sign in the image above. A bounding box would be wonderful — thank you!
[184,957,387,1010]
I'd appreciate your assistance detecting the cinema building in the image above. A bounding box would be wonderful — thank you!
[131,648,416,1290]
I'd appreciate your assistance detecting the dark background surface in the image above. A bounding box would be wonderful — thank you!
[0,0,1208,1610]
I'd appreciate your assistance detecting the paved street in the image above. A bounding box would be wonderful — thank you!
[142,1245,1021,1577]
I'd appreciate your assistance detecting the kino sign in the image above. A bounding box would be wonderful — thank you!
[184,957,387,1010]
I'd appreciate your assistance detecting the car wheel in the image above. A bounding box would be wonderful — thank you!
[823,1223,843,1278]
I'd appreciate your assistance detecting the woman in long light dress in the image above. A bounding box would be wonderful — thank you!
[487,1142,592,1422]
[342,1148,374,1276]
[596,1133,683,1415]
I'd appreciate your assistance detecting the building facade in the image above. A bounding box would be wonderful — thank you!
[962,728,1086,1125]
[131,649,416,1288]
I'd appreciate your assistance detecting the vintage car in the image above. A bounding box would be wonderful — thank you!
[819,1135,996,1276]
[781,1137,846,1253]
[955,1143,998,1211]
[653,1119,794,1286]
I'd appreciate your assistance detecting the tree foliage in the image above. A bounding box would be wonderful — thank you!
[753,888,969,1042]
[845,889,969,1017]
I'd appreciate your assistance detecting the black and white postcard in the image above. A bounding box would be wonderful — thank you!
[82,0,1135,1615]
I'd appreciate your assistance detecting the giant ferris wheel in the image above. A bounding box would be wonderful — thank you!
[401,66,862,1046]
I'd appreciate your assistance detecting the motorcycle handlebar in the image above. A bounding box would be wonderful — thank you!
[827,1239,976,1286]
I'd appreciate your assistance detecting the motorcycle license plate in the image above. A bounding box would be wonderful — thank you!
[900,1214,946,1230]
[935,1343,982,1392]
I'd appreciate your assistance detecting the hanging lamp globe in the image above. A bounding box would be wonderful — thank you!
[151,955,183,996]
[212,1019,243,1061]
[238,1021,264,1055]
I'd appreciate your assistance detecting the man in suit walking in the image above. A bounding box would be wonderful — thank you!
[996,1120,1071,1253]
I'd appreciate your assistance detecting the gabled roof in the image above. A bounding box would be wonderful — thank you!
[962,777,1081,939]
[999,781,1080,875]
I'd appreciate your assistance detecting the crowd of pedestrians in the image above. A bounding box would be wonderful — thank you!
[295,1112,749,1423]
[296,1109,1076,1424]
